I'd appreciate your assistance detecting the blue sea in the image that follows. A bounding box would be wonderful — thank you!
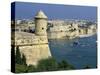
[49,34,97,69]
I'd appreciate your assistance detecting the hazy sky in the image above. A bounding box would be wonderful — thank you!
[12,2,97,21]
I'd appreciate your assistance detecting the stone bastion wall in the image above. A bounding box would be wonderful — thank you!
[11,31,51,65]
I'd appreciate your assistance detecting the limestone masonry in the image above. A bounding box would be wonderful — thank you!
[12,10,52,66]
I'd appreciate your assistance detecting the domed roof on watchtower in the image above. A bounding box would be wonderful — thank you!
[35,10,47,19]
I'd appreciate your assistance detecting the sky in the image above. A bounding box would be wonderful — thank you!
[12,2,97,21]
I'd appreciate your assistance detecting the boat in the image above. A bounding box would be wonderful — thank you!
[72,41,79,46]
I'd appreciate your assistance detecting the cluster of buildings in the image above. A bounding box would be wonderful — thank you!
[12,17,97,39]
[47,20,97,39]
[11,19,35,32]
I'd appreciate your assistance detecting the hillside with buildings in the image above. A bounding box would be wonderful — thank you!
[12,18,97,40]
[47,19,97,39]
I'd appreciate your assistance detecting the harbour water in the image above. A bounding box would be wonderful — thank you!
[49,34,97,69]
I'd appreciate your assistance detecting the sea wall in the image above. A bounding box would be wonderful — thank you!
[15,44,51,66]
[12,32,52,66]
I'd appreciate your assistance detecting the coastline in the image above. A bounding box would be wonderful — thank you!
[79,33,96,38]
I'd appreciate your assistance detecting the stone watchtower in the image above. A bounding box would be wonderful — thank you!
[35,10,48,36]
[13,10,51,66]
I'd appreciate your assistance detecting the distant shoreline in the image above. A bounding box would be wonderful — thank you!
[79,33,96,38]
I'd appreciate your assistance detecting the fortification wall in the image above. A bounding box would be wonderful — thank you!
[12,31,51,66]
[16,44,51,66]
